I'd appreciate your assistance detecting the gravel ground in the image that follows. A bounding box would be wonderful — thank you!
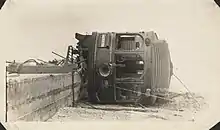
[47,92,208,122]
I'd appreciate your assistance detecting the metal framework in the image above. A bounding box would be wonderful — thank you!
[74,31,173,105]
[6,45,78,74]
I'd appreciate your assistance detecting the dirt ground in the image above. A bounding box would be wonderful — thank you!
[47,91,208,122]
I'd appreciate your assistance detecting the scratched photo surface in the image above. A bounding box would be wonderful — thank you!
[0,0,220,129]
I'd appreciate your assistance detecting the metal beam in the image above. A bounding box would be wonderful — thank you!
[6,63,77,74]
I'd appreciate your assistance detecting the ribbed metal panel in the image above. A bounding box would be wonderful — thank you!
[150,40,171,94]
[120,38,136,50]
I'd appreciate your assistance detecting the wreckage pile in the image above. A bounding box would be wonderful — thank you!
[47,91,207,122]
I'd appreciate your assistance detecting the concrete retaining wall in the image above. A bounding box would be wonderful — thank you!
[6,72,81,122]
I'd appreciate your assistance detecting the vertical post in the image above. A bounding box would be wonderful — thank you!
[112,33,117,101]
[5,67,7,122]
[70,46,75,107]
[71,70,75,107]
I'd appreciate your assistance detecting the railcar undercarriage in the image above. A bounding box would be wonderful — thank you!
[74,31,173,105]
[6,31,173,106]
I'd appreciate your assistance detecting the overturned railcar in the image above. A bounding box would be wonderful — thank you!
[74,31,173,105]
